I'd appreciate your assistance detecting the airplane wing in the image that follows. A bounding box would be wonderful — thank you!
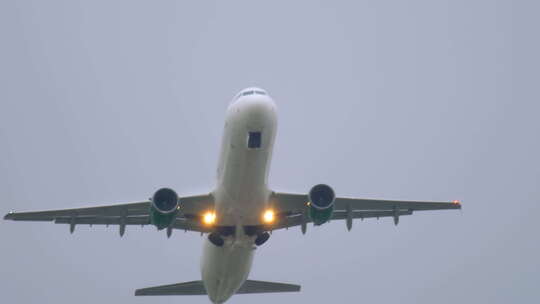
[3,193,215,235]
[269,192,461,230]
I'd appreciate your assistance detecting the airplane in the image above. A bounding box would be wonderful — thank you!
[4,87,461,303]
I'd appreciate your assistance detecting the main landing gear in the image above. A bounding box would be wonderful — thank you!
[245,226,271,246]
[208,232,224,247]
[254,232,270,246]
[207,227,271,247]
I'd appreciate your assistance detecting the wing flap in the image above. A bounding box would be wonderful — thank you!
[54,216,150,226]
[331,209,413,220]
[51,216,211,234]
[272,210,413,230]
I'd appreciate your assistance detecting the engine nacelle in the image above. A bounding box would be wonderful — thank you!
[150,188,179,230]
[308,184,335,225]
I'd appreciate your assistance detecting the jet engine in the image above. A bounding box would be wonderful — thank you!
[150,188,180,230]
[308,184,335,225]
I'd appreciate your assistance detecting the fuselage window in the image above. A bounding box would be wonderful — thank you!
[248,131,262,149]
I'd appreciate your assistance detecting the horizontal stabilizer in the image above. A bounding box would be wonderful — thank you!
[135,280,206,296]
[237,280,301,294]
[135,280,300,296]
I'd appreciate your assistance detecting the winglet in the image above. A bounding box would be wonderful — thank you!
[4,212,14,220]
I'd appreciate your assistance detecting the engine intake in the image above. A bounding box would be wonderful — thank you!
[309,184,335,209]
[152,188,179,213]
[150,188,180,230]
[308,184,335,225]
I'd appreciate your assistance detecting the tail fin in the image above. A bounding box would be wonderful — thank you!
[135,280,300,296]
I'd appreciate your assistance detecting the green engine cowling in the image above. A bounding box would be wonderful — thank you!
[308,184,335,225]
[150,188,180,230]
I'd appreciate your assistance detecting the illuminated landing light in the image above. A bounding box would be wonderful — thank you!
[203,211,216,225]
[263,209,275,224]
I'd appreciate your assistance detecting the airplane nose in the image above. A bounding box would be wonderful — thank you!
[237,97,276,125]
[243,96,275,112]
[227,88,277,127]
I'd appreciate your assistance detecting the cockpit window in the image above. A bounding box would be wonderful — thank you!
[235,90,267,100]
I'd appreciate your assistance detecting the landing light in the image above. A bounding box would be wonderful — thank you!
[203,211,216,225]
[263,209,275,224]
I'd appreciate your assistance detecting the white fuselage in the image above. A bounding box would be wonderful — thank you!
[201,89,277,304]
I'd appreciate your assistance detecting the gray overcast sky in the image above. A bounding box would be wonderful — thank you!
[1,0,538,303]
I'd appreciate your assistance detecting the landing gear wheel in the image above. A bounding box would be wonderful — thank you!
[255,232,270,246]
[208,232,224,247]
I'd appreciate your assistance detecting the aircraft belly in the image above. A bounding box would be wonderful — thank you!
[201,238,255,303]
[215,132,272,226]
